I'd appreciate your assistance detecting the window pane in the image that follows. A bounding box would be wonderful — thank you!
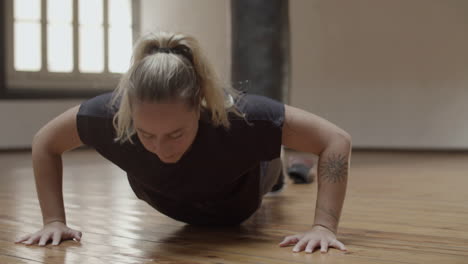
[48,0,72,23]
[79,0,103,26]
[14,0,41,21]
[14,22,41,71]
[109,26,132,73]
[79,26,104,73]
[109,0,132,26]
[48,24,73,72]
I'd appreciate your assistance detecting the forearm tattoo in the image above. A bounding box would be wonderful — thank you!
[319,153,348,184]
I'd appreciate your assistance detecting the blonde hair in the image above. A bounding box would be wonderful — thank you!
[112,31,243,144]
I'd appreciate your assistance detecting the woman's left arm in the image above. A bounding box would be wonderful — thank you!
[280,104,352,253]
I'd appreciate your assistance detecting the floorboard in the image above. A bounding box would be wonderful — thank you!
[1,150,467,263]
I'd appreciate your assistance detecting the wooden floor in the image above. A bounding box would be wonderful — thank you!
[1,149,467,264]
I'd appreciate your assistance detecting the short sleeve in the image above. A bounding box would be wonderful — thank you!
[235,94,285,161]
[75,93,139,171]
[76,92,116,147]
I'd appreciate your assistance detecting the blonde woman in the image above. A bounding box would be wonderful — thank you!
[15,31,351,254]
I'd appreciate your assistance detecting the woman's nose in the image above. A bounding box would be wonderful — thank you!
[150,139,172,156]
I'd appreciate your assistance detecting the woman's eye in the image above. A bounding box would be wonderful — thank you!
[141,133,153,139]
[169,133,183,139]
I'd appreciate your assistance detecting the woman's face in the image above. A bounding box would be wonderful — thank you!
[132,99,200,164]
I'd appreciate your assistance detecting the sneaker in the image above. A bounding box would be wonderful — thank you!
[287,163,314,183]
[287,156,315,184]
[269,170,285,193]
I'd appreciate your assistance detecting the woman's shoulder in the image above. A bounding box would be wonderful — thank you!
[234,93,285,123]
[78,92,117,118]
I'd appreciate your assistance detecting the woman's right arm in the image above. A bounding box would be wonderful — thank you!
[15,105,84,246]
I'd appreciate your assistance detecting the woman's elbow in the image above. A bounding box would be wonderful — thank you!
[333,130,352,150]
[32,128,51,155]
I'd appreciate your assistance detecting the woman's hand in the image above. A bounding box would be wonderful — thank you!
[279,225,347,253]
[15,221,82,246]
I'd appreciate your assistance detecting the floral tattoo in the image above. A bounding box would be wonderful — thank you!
[319,153,348,184]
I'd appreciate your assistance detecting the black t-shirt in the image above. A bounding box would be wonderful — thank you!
[76,92,285,225]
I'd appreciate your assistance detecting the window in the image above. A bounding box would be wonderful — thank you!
[2,0,140,97]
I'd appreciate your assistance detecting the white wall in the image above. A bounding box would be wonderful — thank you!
[289,0,468,149]
[140,0,231,81]
[0,100,81,149]
[2,0,468,150]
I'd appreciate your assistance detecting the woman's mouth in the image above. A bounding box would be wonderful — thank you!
[161,154,177,161]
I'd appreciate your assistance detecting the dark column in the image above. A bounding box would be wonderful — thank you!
[231,0,290,103]
[0,0,6,97]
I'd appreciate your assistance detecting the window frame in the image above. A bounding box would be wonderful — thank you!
[1,0,140,99]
